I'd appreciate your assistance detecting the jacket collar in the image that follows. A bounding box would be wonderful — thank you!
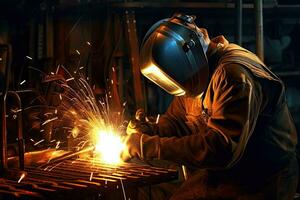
[206,35,229,77]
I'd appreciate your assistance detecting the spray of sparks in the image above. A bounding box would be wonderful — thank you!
[42,64,127,165]
[19,40,127,167]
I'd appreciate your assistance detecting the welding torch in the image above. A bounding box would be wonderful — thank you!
[126,108,158,136]
[127,109,190,180]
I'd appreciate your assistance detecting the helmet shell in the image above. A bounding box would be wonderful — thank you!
[140,14,209,96]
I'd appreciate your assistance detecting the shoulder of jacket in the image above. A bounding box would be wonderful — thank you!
[213,62,253,85]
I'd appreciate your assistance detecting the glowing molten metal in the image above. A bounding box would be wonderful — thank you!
[92,127,125,165]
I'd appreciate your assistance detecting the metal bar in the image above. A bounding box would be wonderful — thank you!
[255,0,264,61]
[7,91,24,170]
[113,2,235,8]
[39,146,94,168]
[0,86,7,175]
[0,44,12,175]
[46,5,54,58]
[124,10,145,109]
[236,0,243,45]
[55,2,237,12]
[1,157,178,199]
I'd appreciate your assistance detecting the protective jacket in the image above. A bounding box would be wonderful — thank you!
[139,36,298,199]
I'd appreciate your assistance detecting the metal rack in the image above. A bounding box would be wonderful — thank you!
[0,158,178,199]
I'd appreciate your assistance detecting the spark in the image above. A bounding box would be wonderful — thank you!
[34,139,44,146]
[79,66,84,70]
[43,112,53,116]
[43,166,49,171]
[70,110,77,115]
[0,58,2,61]
[156,114,160,124]
[55,141,61,149]
[30,138,34,142]
[120,179,127,200]
[40,129,44,132]
[66,77,74,82]
[48,162,62,171]
[50,139,56,143]
[26,56,33,60]
[112,67,115,72]
[50,72,55,75]
[42,117,58,126]
[18,173,26,183]
[77,140,86,147]
[36,65,127,166]
[11,108,22,113]
[76,50,80,55]
[79,140,89,149]
[111,80,114,84]
[89,172,93,181]
[86,41,91,46]
[20,80,26,85]
[72,127,79,138]
[55,65,60,74]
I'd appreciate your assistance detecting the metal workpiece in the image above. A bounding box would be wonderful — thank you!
[0,157,178,199]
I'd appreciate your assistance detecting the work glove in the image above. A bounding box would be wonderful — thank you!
[121,132,143,161]
[126,108,157,136]
[121,132,161,162]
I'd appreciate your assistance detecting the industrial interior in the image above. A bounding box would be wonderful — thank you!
[0,0,300,199]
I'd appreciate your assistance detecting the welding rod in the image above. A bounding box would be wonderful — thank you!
[39,146,95,168]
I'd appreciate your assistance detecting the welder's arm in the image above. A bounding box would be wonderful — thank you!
[123,66,262,168]
[155,97,192,137]
[126,97,192,137]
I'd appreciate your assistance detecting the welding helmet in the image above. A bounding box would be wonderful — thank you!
[140,13,209,96]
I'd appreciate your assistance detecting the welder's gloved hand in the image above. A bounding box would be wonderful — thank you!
[121,132,161,162]
[121,132,142,161]
[126,108,157,136]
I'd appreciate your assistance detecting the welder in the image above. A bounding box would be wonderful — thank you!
[121,13,298,200]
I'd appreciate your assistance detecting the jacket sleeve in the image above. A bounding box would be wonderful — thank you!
[155,97,192,137]
[142,64,263,168]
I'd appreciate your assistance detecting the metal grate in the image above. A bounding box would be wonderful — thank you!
[0,158,178,199]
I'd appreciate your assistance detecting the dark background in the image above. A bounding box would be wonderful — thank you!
[0,0,299,146]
